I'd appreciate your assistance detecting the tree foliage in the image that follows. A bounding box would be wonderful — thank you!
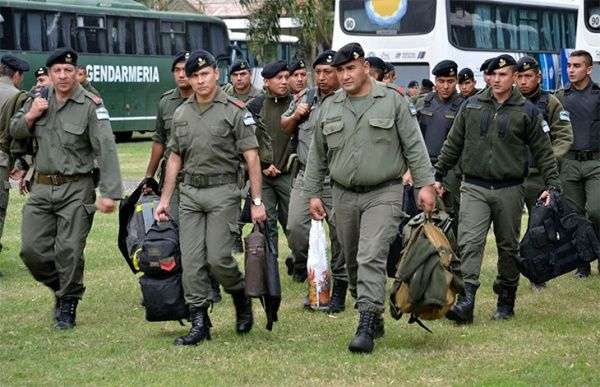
[239,0,334,63]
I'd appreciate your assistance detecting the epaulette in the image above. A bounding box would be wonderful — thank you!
[83,89,103,106]
[160,88,177,99]
[227,95,246,110]
[385,83,403,94]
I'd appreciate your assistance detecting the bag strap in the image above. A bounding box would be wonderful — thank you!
[142,201,155,234]
[408,313,433,333]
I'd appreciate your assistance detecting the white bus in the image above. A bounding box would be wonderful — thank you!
[576,0,600,81]
[333,0,578,90]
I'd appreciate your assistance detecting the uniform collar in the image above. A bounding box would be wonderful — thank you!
[524,86,542,100]
[333,78,384,103]
[478,86,525,106]
[185,87,228,106]
[0,76,13,86]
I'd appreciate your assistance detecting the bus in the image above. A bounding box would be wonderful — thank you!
[0,0,232,141]
[229,31,299,88]
[576,0,600,81]
[333,0,578,90]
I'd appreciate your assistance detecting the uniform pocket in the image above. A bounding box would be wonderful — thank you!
[369,118,394,143]
[61,123,87,149]
[322,120,344,149]
[208,125,230,138]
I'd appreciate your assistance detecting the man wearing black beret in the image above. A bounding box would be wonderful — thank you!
[382,62,396,84]
[288,59,308,96]
[516,56,573,289]
[304,42,436,353]
[458,67,479,98]
[10,48,122,330]
[365,56,386,82]
[223,60,262,104]
[34,67,51,87]
[413,59,464,231]
[436,53,561,324]
[0,54,29,253]
[479,57,495,88]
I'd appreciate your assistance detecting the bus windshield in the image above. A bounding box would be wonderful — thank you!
[339,0,435,36]
[448,1,577,52]
[585,0,600,33]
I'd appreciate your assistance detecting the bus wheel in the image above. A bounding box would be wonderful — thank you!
[115,132,133,142]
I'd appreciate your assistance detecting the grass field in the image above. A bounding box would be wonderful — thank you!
[1,140,600,385]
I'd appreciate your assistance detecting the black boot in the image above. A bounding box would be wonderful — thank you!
[446,283,478,324]
[292,267,307,283]
[348,311,378,353]
[54,296,61,322]
[285,256,294,276]
[328,280,348,314]
[574,263,591,279]
[174,307,211,346]
[374,316,384,339]
[55,297,79,330]
[231,290,253,334]
[492,286,517,320]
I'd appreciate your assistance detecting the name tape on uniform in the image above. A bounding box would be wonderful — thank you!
[96,107,110,120]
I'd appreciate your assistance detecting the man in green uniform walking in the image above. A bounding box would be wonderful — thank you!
[281,50,348,311]
[516,56,573,289]
[0,55,29,252]
[555,50,600,278]
[10,48,122,329]
[304,43,437,353]
[413,60,465,224]
[155,49,267,346]
[223,60,262,104]
[435,55,561,325]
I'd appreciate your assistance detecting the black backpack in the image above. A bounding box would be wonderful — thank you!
[137,220,181,277]
[517,193,600,283]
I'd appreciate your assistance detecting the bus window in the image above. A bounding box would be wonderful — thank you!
[0,8,14,50]
[76,15,107,53]
[187,22,206,51]
[144,19,158,55]
[161,21,185,55]
[134,19,145,55]
[449,1,577,52]
[209,25,228,58]
[339,0,435,35]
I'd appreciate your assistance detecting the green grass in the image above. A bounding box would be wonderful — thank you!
[116,134,153,181]
[1,141,600,385]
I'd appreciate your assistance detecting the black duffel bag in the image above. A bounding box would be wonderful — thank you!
[139,274,189,322]
[517,192,600,283]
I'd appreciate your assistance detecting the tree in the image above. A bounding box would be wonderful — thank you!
[239,0,334,64]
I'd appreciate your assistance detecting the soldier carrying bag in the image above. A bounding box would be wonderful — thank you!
[389,211,464,332]
[517,192,600,283]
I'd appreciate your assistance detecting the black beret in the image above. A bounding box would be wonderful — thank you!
[432,60,458,77]
[516,56,540,73]
[421,79,434,88]
[487,54,517,73]
[289,59,307,74]
[366,56,386,72]
[46,48,77,67]
[185,49,216,76]
[261,60,288,79]
[229,60,251,75]
[332,42,364,67]
[407,80,419,88]
[34,66,48,78]
[312,50,336,68]
[480,58,495,74]
[384,62,395,74]
[171,51,190,71]
[1,54,29,72]
[458,68,475,84]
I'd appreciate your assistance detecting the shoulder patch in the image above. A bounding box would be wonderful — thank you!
[242,111,256,126]
[559,110,570,122]
[541,120,550,133]
[95,107,110,120]
[408,102,417,116]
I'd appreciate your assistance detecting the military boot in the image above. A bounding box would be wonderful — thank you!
[174,307,211,346]
[574,263,591,279]
[374,316,384,339]
[231,290,253,334]
[446,283,478,324]
[492,286,517,320]
[55,297,79,330]
[348,311,378,353]
[54,296,61,322]
[328,280,348,314]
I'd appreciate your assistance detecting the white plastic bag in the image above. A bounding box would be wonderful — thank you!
[307,220,331,310]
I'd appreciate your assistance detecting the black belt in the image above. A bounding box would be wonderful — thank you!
[464,176,523,190]
[182,173,237,188]
[565,150,600,162]
[333,179,402,194]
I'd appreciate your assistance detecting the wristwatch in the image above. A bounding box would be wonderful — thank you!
[252,197,262,206]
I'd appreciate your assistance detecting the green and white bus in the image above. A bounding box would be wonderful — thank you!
[0,0,232,140]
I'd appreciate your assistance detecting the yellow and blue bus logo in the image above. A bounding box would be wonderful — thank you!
[365,0,408,27]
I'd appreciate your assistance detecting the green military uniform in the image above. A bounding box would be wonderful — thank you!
[435,86,561,293]
[304,79,434,314]
[168,87,259,308]
[0,76,21,247]
[10,84,123,299]
[81,79,101,98]
[522,87,573,212]
[283,87,346,282]
[223,83,263,104]
[415,90,464,218]
[555,79,600,274]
